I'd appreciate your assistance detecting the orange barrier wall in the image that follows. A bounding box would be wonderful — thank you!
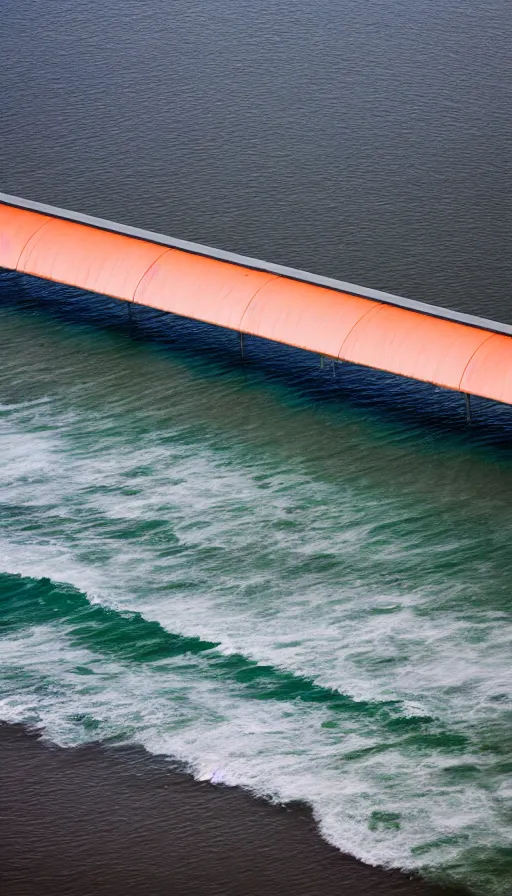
[1,202,511,406]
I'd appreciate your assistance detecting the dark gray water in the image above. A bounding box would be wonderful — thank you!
[1,4,512,895]
[1,0,512,321]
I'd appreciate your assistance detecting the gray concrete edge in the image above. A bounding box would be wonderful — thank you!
[1,190,511,337]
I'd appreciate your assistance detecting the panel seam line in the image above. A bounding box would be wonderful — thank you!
[132,247,173,304]
[238,275,282,332]
[457,333,496,391]
[337,301,384,359]
[15,219,53,270]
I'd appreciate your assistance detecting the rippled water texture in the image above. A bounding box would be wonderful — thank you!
[2,0,512,321]
[0,278,511,894]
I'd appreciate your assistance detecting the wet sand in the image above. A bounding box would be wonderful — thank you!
[0,724,467,896]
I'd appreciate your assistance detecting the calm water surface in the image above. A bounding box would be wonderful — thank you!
[1,0,512,320]
[1,3,512,894]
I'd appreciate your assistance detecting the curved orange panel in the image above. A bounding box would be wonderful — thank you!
[2,202,512,408]
[459,334,512,404]
[134,248,274,330]
[240,277,376,357]
[339,304,490,391]
[17,218,166,301]
[0,205,50,270]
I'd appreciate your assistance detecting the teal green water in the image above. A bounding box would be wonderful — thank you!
[0,279,511,894]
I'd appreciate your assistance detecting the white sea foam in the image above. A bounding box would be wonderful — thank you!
[0,330,511,893]
[0,621,508,879]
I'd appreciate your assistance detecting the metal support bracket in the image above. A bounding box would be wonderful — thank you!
[465,393,472,424]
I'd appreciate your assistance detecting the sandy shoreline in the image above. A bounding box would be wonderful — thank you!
[0,723,468,896]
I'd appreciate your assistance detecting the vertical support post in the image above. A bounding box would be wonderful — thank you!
[320,354,325,369]
[465,392,472,424]
[240,331,245,359]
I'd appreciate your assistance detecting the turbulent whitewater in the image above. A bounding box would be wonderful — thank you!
[1,278,511,895]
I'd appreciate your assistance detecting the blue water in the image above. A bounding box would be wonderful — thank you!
[0,275,511,894]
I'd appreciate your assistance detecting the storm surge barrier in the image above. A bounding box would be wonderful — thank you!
[1,192,511,412]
